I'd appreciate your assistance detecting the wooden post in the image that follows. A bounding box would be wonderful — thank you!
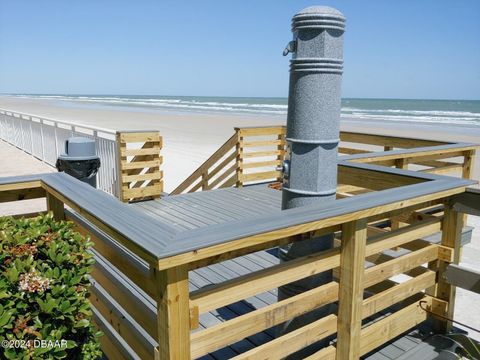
[461,149,476,224]
[156,265,191,360]
[46,192,65,220]
[116,132,128,202]
[201,172,208,190]
[395,158,408,170]
[337,219,367,360]
[433,205,463,333]
[462,149,476,180]
[235,129,244,188]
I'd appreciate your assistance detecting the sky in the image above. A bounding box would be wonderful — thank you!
[0,0,479,100]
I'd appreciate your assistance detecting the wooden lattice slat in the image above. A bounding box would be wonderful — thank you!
[116,131,163,202]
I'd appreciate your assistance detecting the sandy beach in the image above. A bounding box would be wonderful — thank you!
[1,95,479,339]
[1,96,479,193]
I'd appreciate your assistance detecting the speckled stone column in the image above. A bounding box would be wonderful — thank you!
[278,5,345,344]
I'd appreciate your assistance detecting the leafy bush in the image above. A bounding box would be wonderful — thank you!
[0,213,102,359]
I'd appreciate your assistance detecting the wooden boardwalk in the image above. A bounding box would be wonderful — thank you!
[0,140,54,216]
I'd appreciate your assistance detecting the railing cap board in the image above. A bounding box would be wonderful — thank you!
[0,173,46,186]
[0,173,177,265]
[344,142,479,163]
[339,130,451,146]
[0,108,116,135]
[0,163,475,267]
[162,175,473,261]
[116,130,159,133]
[452,188,480,216]
[444,264,480,294]
[233,126,452,146]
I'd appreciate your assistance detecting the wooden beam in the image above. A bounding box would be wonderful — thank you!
[236,130,244,188]
[305,346,336,360]
[90,288,154,359]
[156,266,191,360]
[158,187,463,271]
[236,126,286,136]
[433,205,463,333]
[337,219,367,360]
[304,296,434,360]
[46,192,65,220]
[191,247,341,314]
[360,296,432,355]
[67,211,156,298]
[190,282,338,358]
[452,188,480,216]
[340,131,446,148]
[0,181,45,202]
[362,270,436,319]
[171,133,238,195]
[444,264,480,294]
[191,257,438,358]
[42,182,158,267]
[462,149,476,180]
[364,244,439,288]
[231,314,337,360]
[338,164,423,191]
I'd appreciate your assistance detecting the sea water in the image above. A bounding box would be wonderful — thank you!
[10,94,480,127]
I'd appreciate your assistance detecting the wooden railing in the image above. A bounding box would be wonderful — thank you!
[172,126,476,195]
[185,208,461,359]
[0,161,477,359]
[171,126,285,195]
[1,120,479,360]
[116,130,164,202]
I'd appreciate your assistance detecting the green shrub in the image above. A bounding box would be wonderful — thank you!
[0,213,102,359]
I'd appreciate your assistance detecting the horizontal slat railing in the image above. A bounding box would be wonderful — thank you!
[188,215,444,358]
[171,126,285,194]
[116,131,164,202]
[171,126,476,196]
[170,133,238,195]
[0,129,476,360]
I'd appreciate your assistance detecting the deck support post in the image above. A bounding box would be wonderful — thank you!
[433,205,463,333]
[235,128,244,188]
[46,192,65,220]
[116,132,128,202]
[461,149,476,224]
[155,265,191,360]
[337,219,367,360]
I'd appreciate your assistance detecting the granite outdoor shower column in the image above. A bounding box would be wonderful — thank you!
[278,5,346,339]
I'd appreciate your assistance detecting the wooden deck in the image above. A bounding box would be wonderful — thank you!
[132,185,281,359]
[130,184,458,359]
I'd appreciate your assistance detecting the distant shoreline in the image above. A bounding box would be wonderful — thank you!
[2,94,480,128]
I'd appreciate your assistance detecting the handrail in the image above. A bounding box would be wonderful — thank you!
[0,108,116,135]
[0,158,477,359]
[171,126,285,194]
[0,108,120,196]
[1,126,479,359]
[170,132,238,195]
[170,125,476,196]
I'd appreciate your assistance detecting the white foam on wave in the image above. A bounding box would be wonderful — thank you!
[343,107,480,118]
[9,94,480,126]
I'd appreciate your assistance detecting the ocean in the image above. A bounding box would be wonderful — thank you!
[10,94,480,127]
